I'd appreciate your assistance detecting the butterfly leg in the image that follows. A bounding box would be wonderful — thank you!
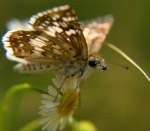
[53,76,69,102]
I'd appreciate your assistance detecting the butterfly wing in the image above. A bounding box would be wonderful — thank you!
[3,30,69,63]
[82,16,113,55]
[30,5,88,61]
[3,5,88,73]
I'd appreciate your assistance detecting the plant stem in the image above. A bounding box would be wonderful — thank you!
[0,83,31,131]
[107,43,150,83]
[18,119,40,131]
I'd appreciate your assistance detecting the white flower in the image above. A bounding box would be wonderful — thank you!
[39,77,80,131]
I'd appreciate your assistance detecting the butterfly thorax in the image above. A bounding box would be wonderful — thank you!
[57,57,88,78]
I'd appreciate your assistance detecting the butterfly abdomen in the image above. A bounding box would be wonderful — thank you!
[14,63,52,73]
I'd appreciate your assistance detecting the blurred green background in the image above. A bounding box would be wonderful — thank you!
[0,0,150,131]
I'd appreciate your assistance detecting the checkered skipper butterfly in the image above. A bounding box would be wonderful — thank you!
[2,5,113,87]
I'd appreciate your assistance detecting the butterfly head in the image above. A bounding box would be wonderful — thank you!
[88,55,107,71]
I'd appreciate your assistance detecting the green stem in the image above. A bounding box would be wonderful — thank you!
[107,43,150,83]
[0,83,31,131]
[18,119,40,131]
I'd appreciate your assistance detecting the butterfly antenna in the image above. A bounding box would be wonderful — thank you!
[107,43,150,83]
[110,61,129,70]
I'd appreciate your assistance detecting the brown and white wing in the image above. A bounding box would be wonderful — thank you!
[82,16,113,55]
[3,29,83,72]
[2,5,88,72]
[30,4,88,62]
[3,29,79,63]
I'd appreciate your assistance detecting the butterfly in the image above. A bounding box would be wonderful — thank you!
[2,5,113,87]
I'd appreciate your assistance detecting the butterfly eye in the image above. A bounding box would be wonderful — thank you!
[88,60,97,67]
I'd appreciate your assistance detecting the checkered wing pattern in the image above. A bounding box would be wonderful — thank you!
[82,16,113,55]
[3,5,88,72]
[30,5,88,61]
